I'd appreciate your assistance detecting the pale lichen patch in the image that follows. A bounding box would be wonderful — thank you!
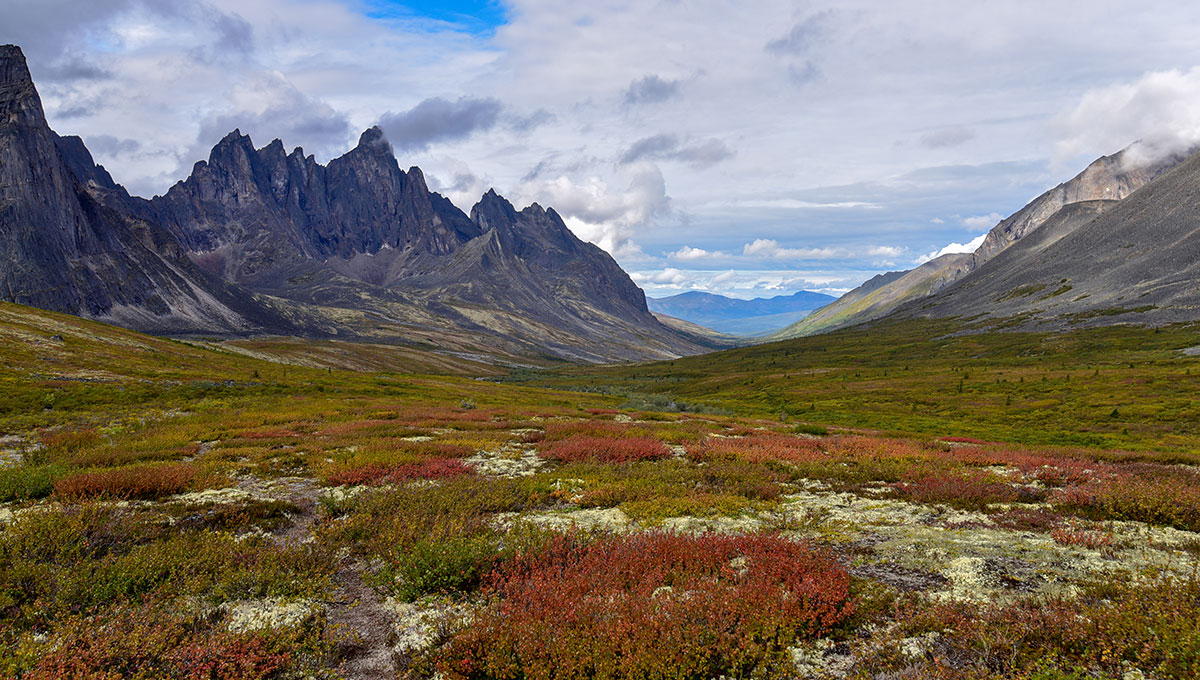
[223,597,320,633]
[465,445,543,477]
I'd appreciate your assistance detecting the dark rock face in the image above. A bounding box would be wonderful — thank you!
[0,45,698,361]
[0,45,274,333]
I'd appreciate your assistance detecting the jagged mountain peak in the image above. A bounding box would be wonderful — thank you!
[0,44,46,129]
[1,44,705,362]
[355,125,393,155]
[471,188,519,229]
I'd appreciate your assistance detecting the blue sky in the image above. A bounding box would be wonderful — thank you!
[365,0,506,34]
[6,0,1200,299]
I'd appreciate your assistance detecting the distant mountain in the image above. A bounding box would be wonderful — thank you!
[647,290,836,335]
[900,149,1200,327]
[0,44,708,363]
[771,145,1190,340]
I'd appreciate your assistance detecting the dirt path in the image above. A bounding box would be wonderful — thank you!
[266,478,398,679]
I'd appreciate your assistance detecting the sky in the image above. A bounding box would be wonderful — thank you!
[6,0,1200,299]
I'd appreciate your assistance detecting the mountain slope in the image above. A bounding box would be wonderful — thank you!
[771,254,971,339]
[0,44,703,363]
[0,45,290,335]
[901,151,1200,327]
[771,145,1189,339]
[647,290,835,335]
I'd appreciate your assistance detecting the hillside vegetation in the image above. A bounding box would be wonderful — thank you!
[1,303,1199,678]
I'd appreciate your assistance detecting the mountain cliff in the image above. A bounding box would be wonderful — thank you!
[901,150,1200,327]
[0,44,703,363]
[770,145,1190,339]
[0,45,289,334]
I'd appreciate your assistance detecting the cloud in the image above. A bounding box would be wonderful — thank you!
[187,71,352,171]
[631,268,690,285]
[377,96,503,153]
[84,134,141,156]
[765,10,834,55]
[1054,67,1200,168]
[743,239,842,259]
[962,212,1002,231]
[667,245,725,260]
[914,234,987,265]
[521,164,671,259]
[866,245,905,257]
[619,134,733,167]
[920,126,974,149]
[724,199,878,210]
[624,75,680,105]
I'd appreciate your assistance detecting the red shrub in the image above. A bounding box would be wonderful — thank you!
[692,433,825,464]
[1051,474,1200,532]
[27,604,291,680]
[54,463,196,500]
[540,436,670,464]
[433,532,855,679]
[940,436,992,445]
[325,457,474,486]
[891,471,1024,510]
[1051,526,1113,548]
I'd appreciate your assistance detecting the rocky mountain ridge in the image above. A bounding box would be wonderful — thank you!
[0,44,705,363]
[771,144,1192,340]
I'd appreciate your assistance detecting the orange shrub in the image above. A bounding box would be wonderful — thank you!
[692,433,825,464]
[540,436,670,464]
[53,463,196,500]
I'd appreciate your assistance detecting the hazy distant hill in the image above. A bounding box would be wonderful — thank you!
[647,290,835,335]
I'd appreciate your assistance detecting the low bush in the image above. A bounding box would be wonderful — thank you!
[873,575,1200,679]
[0,464,65,502]
[1052,475,1200,532]
[891,471,1028,511]
[325,458,473,486]
[53,462,196,500]
[692,433,824,465]
[427,532,855,679]
[12,602,293,680]
[541,435,670,464]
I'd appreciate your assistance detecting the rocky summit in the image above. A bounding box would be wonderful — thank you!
[0,45,708,363]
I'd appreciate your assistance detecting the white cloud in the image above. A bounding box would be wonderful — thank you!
[1054,67,1200,169]
[962,212,1002,232]
[866,245,905,257]
[11,0,1200,285]
[667,245,725,260]
[914,233,987,265]
[743,239,843,259]
[631,268,689,286]
[519,164,670,259]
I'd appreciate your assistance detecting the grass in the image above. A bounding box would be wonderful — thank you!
[2,302,1200,677]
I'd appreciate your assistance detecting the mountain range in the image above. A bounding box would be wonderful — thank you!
[0,44,712,364]
[647,290,835,335]
[771,143,1195,339]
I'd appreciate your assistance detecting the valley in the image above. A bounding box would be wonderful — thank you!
[3,5,1200,677]
[1,303,1198,679]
